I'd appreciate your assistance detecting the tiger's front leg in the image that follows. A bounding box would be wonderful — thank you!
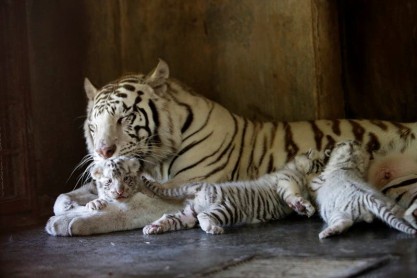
[143,205,197,235]
[53,182,98,215]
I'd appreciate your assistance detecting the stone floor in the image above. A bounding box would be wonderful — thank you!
[1,215,416,277]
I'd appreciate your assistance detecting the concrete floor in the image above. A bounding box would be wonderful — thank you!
[1,215,416,277]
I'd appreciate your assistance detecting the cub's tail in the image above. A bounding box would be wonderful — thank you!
[141,177,192,200]
[368,195,416,235]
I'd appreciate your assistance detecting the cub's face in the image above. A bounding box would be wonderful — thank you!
[90,157,142,201]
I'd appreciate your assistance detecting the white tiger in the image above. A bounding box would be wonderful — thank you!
[309,140,416,239]
[86,157,143,210]
[46,59,417,236]
[141,150,323,235]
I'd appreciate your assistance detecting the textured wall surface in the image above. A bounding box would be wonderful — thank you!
[341,0,417,122]
[82,0,344,121]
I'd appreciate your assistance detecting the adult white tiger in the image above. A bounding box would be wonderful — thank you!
[46,59,417,236]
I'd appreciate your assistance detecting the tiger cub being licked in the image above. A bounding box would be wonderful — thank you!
[309,140,417,239]
[141,150,324,235]
[87,157,144,210]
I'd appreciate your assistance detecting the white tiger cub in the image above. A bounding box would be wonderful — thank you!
[309,140,417,239]
[87,157,143,210]
[141,150,324,235]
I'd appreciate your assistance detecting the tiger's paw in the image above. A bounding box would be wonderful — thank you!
[86,199,108,211]
[53,193,80,215]
[287,196,316,217]
[143,224,164,235]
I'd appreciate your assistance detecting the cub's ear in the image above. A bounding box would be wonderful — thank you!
[145,59,169,94]
[90,165,103,180]
[84,78,98,101]
[127,158,142,173]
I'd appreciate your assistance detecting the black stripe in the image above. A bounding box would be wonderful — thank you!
[203,146,236,180]
[181,105,194,134]
[267,154,274,173]
[183,104,214,141]
[309,120,324,150]
[173,137,227,178]
[207,112,238,166]
[148,99,160,127]
[168,132,213,175]
[395,191,407,203]
[246,122,259,175]
[231,118,248,180]
[381,178,417,194]
[406,194,417,208]
[258,136,268,170]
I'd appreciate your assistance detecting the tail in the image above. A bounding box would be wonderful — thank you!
[141,176,190,200]
[367,196,416,235]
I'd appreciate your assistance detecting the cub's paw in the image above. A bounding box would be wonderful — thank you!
[86,199,108,211]
[203,225,224,235]
[287,196,316,217]
[143,224,164,235]
[53,193,79,215]
[319,227,342,239]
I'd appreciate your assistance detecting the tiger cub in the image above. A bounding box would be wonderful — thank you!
[87,157,143,210]
[141,150,324,235]
[309,140,416,239]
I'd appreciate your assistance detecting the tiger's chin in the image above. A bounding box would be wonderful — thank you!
[367,153,417,189]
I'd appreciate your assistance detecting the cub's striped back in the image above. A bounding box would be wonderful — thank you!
[310,140,416,239]
[142,150,324,235]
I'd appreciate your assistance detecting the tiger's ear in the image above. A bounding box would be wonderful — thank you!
[84,78,98,101]
[145,59,169,94]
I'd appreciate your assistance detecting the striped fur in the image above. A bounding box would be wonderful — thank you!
[47,60,417,236]
[87,157,143,210]
[309,140,416,239]
[141,150,324,235]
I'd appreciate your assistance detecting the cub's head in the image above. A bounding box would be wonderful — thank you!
[84,60,182,166]
[293,149,325,175]
[90,157,143,200]
[327,140,370,174]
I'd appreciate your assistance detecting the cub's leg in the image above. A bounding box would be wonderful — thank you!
[86,198,108,211]
[197,205,227,235]
[143,205,197,235]
[319,212,354,239]
[276,180,315,217]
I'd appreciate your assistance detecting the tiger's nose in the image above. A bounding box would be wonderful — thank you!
[96,145,116,159]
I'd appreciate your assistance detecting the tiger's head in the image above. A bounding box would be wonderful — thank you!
[83,60,183,167]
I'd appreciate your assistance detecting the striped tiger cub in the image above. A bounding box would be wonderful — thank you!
[142,150,324,235]
[86,157,143,210]
[309,140,417,239]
